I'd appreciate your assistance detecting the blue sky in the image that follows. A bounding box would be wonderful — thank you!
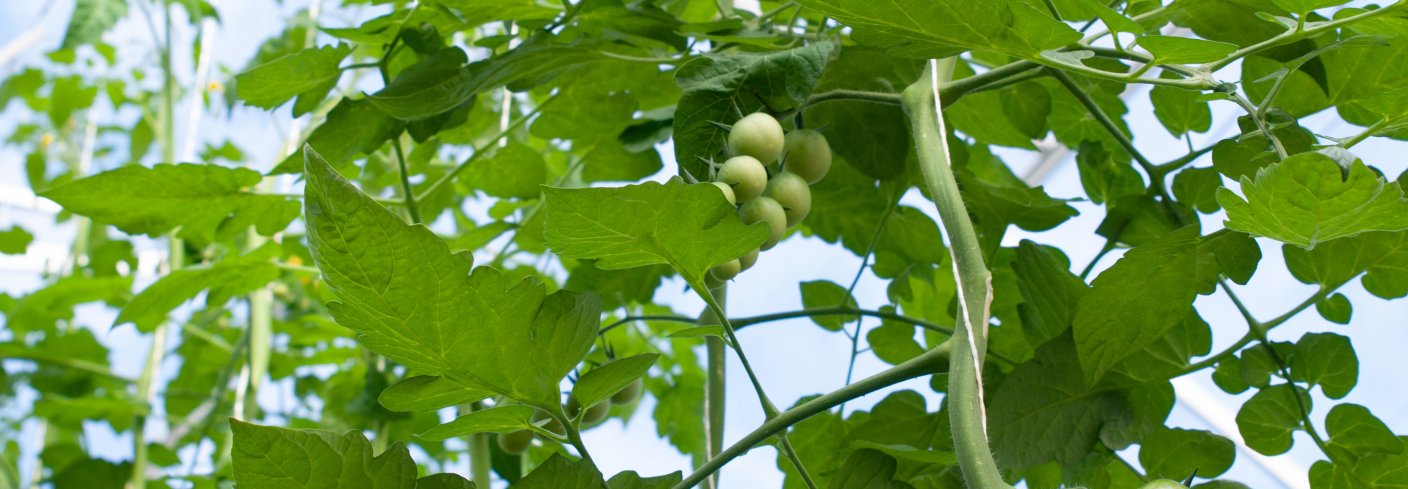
[2,1,1406,488]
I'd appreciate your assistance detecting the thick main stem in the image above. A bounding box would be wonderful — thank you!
[702,286,727,489]
[902,59,1011,489]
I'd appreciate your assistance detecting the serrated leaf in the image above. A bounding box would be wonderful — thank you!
[114,244,280,332]
[235,44,351,112]
[4,275,132,335]
[513,454,605,489]
[803,47,922,180]
[272,98,405,174]
[1290,332,1358,399]
[1012,240,1088,345]
[574,354,658,409]
[41,164,300,243]
[368,48,476,121]
[61,0,129,49]
[1236,384,1309,455]
[1074,227,1259,384]
[304,146,600,410]
[794,0,1080,59]
[231,419,433,489]
[378,376,493,413]
[1219,152,1408,249]
[1138,428,1236,479]
[800,280,858,331]
[1283,230,1408,299]
[459,142,548,199]
[543,179,769,285]
[418,405,537,441]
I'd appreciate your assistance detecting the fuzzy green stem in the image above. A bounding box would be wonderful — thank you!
[902,58,1012,489]
[672,341,952,489]
[1202,2,1407,72]
[392,138,422,224]
[703,287,727,489]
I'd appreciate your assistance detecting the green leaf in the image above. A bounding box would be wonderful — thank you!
[607,471,683,489]
[989,335,1123,470]
[581,141,663,183]
[1271,0,1350,14]
[1309,445,1408,489]
[1172,167,1224,214]
[1324,404,1404,460]
[304,146,600,410]
[368,48,476,121]
[378,376,493,413]
[0,226,33,255]
[542,179,769,285]
[803,47,922,180]
[672,43,834,179]
[61,0,129,49]
[1236,384,1309,455]
[1219,152,1408,249]
[459,142,548,199]
[800,280,859,331]
[1283,230,1408,299]
[5,275,132,335]
[114,244,280,332]
[418,405,538,441]
[1136,36,1239,64]
[418,474,476,489]
[1210,119,1317,180]
[41,163,300,243]
[1075,141,1144,205]
[513,453,605,489]
[573,354,658,409]
[563,261,671,310]
[273,98,406,174]
[427,0,561,28]
[667,326,725,338]
[794,0,1080,58]
[1289,332,1358,399]
[232,419,467,488]
[866,312,925,365]
[1013,240,1088,346]
[1316,293,1353,324]
[1213,357,1251,394]
[827,449,898,489]
[235,44,351,113]
[1074,227,1259,384]
[1138,428,1236,479]
[1150,86,1213,137]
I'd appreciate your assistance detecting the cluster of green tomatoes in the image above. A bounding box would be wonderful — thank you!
[705,112,832,286]
[496,378,645,454]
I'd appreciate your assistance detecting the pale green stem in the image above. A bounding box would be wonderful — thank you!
[902,59,1012,489]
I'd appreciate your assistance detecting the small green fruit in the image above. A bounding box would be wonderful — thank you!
[716,156,767,202]
[740,196,787,250]
[782,129,832,183]
[709,259,742,282]
[611,378,644,404]
[728,112,785,164]
[764,172,811,227]
[497,429,533,454]
[710,181,736,206]
[531,410,563,437]
[738,248,759,271]
[566,395,610,425]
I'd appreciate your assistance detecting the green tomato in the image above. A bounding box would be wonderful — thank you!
[740,196,787,250]
[1137,480,1188,489]
[716,156,767,203]
[738,248,759,271]
[764,172,811,227]
[728,112,785,164]
[566,395,610,425]
[611,378,644,404]
[710,181,736,206]
[531,409,564,437]
[497,429,534,454]
[709,259,742,282]
[782,129,832,183]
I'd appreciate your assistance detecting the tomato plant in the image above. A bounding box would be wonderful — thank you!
[2,0,1408,488]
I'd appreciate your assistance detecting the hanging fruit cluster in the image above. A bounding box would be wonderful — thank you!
[495,378,646,454]
[706,112,832,287]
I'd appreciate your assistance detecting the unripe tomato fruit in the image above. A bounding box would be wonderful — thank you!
[566,395,610,425]
[740,197,787,250]
[1137,480,1187,489]
[497,429,533,454]
[783,129,832,183]
[764,172,811,227]
[710,181,736,206]
[728,113,785,164]
[716,156,767,203]
[709,259,742,282]
[738,248,759,271]
[532,410,564,437]
[611,378,644,404]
